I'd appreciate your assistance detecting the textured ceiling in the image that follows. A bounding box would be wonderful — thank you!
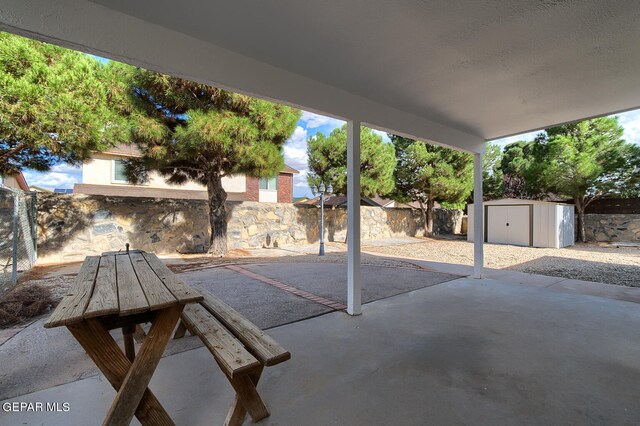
[90,0,640,140]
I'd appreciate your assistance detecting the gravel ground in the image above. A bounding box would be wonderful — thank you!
[363,237,640,287]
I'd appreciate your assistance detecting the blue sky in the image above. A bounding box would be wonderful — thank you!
[23,108,640,197]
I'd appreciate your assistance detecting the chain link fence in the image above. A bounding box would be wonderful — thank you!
[0,188,37,295]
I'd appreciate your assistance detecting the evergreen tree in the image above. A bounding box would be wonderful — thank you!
[525,117,634,242]
[482,142,504,200]
[0,33,130,175]
[124,68,300,255]
[392,136,473,236]
[306,125,396,196]
[500,140,535,198]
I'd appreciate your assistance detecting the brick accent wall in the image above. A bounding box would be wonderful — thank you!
[277,173,293,203]
[245,176,259,201]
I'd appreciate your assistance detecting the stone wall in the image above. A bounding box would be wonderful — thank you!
[583,214,640,242]
[36,193,463,263]
[433,209,464,235]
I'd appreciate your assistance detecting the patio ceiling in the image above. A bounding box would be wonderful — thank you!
[3,0,640,153]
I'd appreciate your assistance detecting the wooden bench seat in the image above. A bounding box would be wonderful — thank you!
[176,290,290,425]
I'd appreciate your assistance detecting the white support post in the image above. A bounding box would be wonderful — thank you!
[347,120,361,315]
[473,152,484,278]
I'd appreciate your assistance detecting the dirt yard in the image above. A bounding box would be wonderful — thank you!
[363,237,640,287]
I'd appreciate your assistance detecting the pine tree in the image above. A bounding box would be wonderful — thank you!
[525,117,635,242]
[392,136,473,236]
[306,125,396,196]
[0,33,130,175]
[124,69,300,256]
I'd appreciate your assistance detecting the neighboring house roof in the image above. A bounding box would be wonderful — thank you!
[301,195,385,207]
[73,183,247,201]
[29,186,52,192]
[300,194,440,209]
[102,143,142,157]
[14,171,29,191]
[281,165,299,175]
[468,198,572,206]
[100,143,299,174]
[367,195,396,208]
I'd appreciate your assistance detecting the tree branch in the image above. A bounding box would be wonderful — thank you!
[0,142,26,162]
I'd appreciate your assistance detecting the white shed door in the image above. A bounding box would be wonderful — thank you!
[487,205,531,246]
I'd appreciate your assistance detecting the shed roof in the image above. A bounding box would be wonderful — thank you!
[468,198,573,207]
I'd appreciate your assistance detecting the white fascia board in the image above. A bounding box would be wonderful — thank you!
[0,0,484,153]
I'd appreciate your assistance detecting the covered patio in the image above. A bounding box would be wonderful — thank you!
[3,273,640,425]
[1,0,640,424]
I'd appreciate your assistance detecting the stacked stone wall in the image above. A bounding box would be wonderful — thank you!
[583,214,640,242]
[36,194,463,263]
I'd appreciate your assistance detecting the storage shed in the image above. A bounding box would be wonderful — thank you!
[468,199,574,248]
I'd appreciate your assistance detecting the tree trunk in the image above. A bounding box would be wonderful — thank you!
[426,198,435,237]
[206,173,228,256]
[574,196,586,243]
[417,200,431,237]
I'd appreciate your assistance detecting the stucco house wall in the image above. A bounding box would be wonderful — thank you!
[82,153,246,193]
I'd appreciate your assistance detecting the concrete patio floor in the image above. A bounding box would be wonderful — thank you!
[2,276,639,425]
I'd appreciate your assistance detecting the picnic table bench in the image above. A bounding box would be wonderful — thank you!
[44,250,290,426]
[174,289,291,426]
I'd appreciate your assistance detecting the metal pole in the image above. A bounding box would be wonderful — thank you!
[11,192,19,285]
[31,192,37,263]
[319,191,325,256]
[347,120,361,315]
[473,152,484,278]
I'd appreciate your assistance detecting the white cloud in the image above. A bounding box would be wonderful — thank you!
[283,126,314,197]
[616,109,640,145]
[23,171,79,190]
[50,163,82,174]
[371,128,391,143]
[491,130,540,148]
[299,111,345,130]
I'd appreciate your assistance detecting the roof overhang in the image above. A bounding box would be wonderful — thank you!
[2,0,640,154]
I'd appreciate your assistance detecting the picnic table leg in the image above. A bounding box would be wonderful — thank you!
[67,320,175,426]
[103,304,184,426]
[134,324,146,343]
[224,366,266,426]
[122,324,136,362]
[173,320,189,339]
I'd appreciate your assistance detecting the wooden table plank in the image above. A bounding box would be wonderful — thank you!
[130,252,177,310]
[142,252,202,304]
[84,255,119,319]
[117,254,149,316]
[44,256,100,328]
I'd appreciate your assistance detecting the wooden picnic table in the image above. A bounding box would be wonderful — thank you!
[44,250,202,426]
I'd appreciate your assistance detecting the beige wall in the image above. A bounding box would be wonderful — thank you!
[1,175,20,190]
[258,189,278,203]
[82,154,246,192]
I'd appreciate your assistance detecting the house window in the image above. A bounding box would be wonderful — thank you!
[112,159,128,183]
[259,176,278,190]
